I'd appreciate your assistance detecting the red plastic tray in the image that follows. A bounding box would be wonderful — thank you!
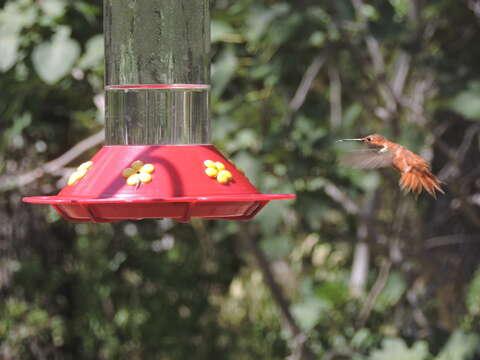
[23,145,295,222]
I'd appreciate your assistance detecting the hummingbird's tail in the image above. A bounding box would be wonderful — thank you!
[399,169,445,198]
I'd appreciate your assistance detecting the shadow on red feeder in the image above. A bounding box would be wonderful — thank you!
[24,145,294,222]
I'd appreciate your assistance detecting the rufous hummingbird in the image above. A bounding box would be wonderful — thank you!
[337,134,444,198]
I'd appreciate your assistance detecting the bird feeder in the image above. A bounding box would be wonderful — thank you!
[23,0,295,223]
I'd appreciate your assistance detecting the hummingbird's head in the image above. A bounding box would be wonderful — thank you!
[337,134,387,147]
[361,134,386,146]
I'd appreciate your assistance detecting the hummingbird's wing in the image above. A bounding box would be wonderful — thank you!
[339,149,393,169]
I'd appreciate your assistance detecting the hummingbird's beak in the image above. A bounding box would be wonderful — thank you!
[336,138,364,142]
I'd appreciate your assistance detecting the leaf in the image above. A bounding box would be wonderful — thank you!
[211,46,238,98]
[448,82,480,120]
[351,328,376,350]
[245,4,289,42]
[26,309,49,327]
[211,20,237,43]
[255,196,288,232]
[370,338,429,360]
[39,0,66,18]
[354,172,381,192]
[466,269,480,316]
[269,13,301,46]
[0,0,38,72]
[32,27,80,84]
[435,331,480,360]
[226,128,259,152]
[302,197,328,230]
[260,234,292,259]
[343,103,363,128]
[114,308,129,327]
[374,271,406,311]
[315,280,349,306]
[0,1,37,32]
[0,32,19,72]
[5,113,32,145]
[389,0,409,19]
[309,31,326,47]
[78,34,104,70]
[291,298,329,332]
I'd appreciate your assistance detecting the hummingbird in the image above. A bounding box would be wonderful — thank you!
[337,134,444,198]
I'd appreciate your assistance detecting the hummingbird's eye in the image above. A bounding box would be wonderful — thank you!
[366,137,372,142]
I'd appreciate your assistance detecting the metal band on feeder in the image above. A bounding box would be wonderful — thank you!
[23,0,295,222]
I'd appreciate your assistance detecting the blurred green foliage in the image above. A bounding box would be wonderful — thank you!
[1,0,480,359]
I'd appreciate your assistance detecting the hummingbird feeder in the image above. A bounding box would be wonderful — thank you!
[23,0,295,223]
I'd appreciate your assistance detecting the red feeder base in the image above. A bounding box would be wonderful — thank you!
[23,145,295,222]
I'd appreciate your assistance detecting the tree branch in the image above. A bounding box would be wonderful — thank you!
[350,0,398,115]
[289,52,328,112]
[324,181,359,215]
[350,191,379,297]
[350,242,370,298]
[391,52,411,98]
[0,130,104,191]
[356,260,392,327]
[328,64,342,129]
[239,223,316,360]
[432,125,480,227]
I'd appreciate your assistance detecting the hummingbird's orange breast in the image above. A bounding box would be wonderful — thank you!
[389,143,429,173]
[387,143,443,197]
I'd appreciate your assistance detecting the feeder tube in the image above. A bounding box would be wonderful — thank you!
[104,0,210,145]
